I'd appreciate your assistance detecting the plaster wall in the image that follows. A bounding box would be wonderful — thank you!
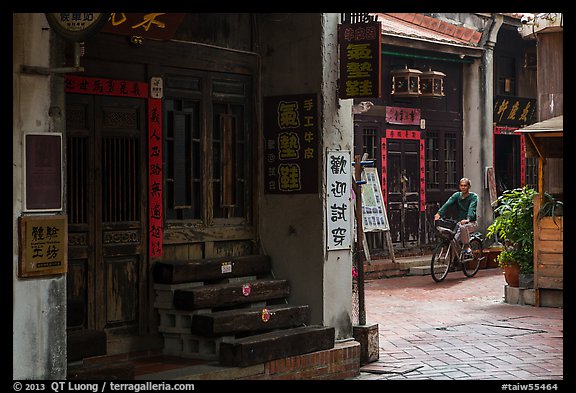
[13,13,67,379]
[462,40,499,236]
[258,13,353,340]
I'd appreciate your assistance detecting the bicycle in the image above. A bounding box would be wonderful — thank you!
[431,218,485,282]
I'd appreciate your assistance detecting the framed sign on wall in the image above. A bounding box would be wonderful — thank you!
[18,215,68,278]
[23,133,63,212]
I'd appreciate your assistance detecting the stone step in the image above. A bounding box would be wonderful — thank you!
[173,279,290,310]
[153,254,271,284]
[191,304,310,337]
[67,362,134,380]
[219,325,335,367]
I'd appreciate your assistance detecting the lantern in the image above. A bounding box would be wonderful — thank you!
[391,66,422,97]
[420,68,446,97]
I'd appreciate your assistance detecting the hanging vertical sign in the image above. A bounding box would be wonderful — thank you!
[327,150,352,250]
[148,96,163,258]
[338,20,382,99]
[263,93,319,194]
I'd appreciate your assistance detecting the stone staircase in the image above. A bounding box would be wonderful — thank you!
[152,254,335,367]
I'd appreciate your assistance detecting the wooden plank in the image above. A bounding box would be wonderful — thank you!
[173,279,290,310]
[536,241,563,254]
[191,304,310,337]
[537,252,563,265]
[219,325,335,367]
[153,254,271,284]
[538,229,563,241]
[537,276,563,290]
[537,216,563,230]
[535,263,563,277]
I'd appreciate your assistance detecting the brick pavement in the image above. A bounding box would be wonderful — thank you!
[352,267,564,382]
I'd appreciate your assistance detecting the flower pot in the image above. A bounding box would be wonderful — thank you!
[483,249,501,269]
[503,264,520,287]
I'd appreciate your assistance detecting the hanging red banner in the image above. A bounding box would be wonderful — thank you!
[148,98,163,258]
[65,74,148,98]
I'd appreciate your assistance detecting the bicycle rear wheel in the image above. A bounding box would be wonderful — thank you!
[462,238,483,277]
[431,240,452,282]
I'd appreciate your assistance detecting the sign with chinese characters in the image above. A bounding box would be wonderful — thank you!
[263,94,319,194]
[24,133,62,212]
[65,75,148,98]
[386,106,421,126]
[148,97,163,258]
[101,13,185,40]
[327,150,352,250]
[19,215,67,278]
[338,21,382,99]
[359,168,389,232]
[45,13,110,42]
[493,96,537,127]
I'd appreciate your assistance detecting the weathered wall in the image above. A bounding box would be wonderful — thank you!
[13,13,67,379]
[258,13,354,340]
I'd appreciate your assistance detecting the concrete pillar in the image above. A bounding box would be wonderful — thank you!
[13,13,67,379]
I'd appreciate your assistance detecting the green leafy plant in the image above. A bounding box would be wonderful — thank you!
[486,186,537,274]
[537,192,563,226]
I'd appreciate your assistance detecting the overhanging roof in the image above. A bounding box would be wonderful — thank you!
[515,115,563,133]
[372,13,485,58]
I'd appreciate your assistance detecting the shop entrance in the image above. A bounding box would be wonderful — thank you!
[65,94,148,337]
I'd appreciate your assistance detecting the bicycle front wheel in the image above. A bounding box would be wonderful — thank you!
[431,240,452,282]
[462,238,483,278]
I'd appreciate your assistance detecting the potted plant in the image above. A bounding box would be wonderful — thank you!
[537,192,563,224]
[486,186,537,287]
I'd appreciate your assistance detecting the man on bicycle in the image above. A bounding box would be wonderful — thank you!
[434,177,479,258]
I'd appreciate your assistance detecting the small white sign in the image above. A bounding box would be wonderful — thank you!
[326,150,352,250]
[221,261,233,274]
[150,77,163,99]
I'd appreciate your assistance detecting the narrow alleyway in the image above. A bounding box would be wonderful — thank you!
[354,267,564,381]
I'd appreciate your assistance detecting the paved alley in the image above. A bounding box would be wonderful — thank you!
[354,267,564,381]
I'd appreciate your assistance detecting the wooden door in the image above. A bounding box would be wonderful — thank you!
[387,138,420,247]
[66,94,148,336]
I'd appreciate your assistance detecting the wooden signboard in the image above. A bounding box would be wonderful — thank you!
[19,215,68,278]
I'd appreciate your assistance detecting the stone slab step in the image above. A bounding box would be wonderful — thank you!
[67,362,134,380]
[219,325,335,367]
[153,255,271,284]
[191,304,310,337]
[173,279,290,310]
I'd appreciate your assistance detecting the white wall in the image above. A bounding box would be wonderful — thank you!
[13,13,67,379]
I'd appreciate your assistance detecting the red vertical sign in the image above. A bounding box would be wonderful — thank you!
[148,98,163,258]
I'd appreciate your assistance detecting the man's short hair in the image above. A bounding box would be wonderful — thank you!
[459,177,471,187]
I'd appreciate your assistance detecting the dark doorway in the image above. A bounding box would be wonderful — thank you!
[387,138,421,248]
[65,94,148,338]
[494,134,523,195]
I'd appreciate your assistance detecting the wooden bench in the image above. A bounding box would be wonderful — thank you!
[173,279,290,310]
[219,325,335,367]
[191,304,310,336]
[153,255,271,284]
